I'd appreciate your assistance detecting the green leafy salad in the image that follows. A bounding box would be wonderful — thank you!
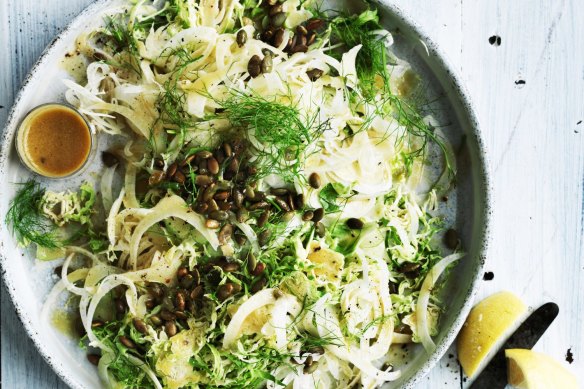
[6,0,463,388]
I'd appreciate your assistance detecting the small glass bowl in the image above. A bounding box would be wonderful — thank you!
[16,103,94,179]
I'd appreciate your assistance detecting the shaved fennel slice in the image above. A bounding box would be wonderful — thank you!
[126,354,164,389]
[233,221,259,253]
[416,252,465,353]
[270,295,302,350]
[40,268,89,327]
[100,164,117,213]
[107,188,125,245]
[82,274,138,349]
[431,126,457,193]
[97,352,115,388]
[65,245,101,263]
[99,350,163,389]
[365,256,395,359]
[61,253,90,297]
[124,164,140,209]
[339,45,362,87]
[312,299,401,382]
[223,289,280,348]
[122,247,182,285]
[129,195,219,265]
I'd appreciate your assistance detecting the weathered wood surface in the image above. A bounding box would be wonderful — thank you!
[1,1,582,388]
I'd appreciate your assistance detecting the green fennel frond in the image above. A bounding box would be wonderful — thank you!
[5,180,61,248]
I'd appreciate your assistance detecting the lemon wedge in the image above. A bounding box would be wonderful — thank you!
[457,291,528,378]
[506,349,578,388]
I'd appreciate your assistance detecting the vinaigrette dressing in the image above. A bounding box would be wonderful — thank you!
[17,104,91,178]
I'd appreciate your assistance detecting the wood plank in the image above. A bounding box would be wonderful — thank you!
[0,2,94,388]
[460,0,584,386]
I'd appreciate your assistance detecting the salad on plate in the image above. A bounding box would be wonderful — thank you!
[6,0,462,388]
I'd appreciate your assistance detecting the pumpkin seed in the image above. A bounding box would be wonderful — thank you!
[248,201,270,211]
[236,209,249,223]
[296,25,308,36]
[160,310,176,321]
[133,318,148,334]
[304,357,319,374]
[271,188,289,196]
[218,224,233,244]
[444,228,459,249]
[195,175,213,186]
[246,252,258,273]
[190,285,203,300]
[221,261,239,273]
[217,283,236,301]
[175,291,186,311]
[307,31,317,46]
[150,315,162,326]
[270,12,287,28]
[179,274,195,289]
[206,199,219,212]
[149,170,165,186]
[197,150,213,159]
[258,230,271,247]
[208,157,220,175]
[257,210,271,228]
[177,266,188,279]
[236,30,247,47]
[294,193,305,209]
[167,163,178,178]
[214,191,230,201]
[164,321,177,337]
[309,172,321,188]
[209,210,229,221]
[346,218,364,230]
[87,354,101,366]
[251,262,266,276]
[307,69,324,81]
[275,197,290,211]
[119,336,135,349]
[290,44,308,54]
[251,277,267,293]
[269,3,283,16]
[248,55,262,78]
[173,170,186,184]
[312,208,324,222]
[233,190,244,208]
[244,185,256,199]
[315,221,326,237]
[306,18,325,31]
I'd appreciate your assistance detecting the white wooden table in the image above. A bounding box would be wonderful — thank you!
[1,1,583,388]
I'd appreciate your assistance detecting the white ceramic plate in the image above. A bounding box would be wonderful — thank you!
[0,1,490,388]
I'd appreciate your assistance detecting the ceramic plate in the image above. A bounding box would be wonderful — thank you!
[0,1,490,388]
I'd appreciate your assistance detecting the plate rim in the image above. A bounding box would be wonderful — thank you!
[0,1,491,388]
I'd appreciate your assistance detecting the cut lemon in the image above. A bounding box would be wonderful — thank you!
[506,349,578,388]
[457,291,528,378]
